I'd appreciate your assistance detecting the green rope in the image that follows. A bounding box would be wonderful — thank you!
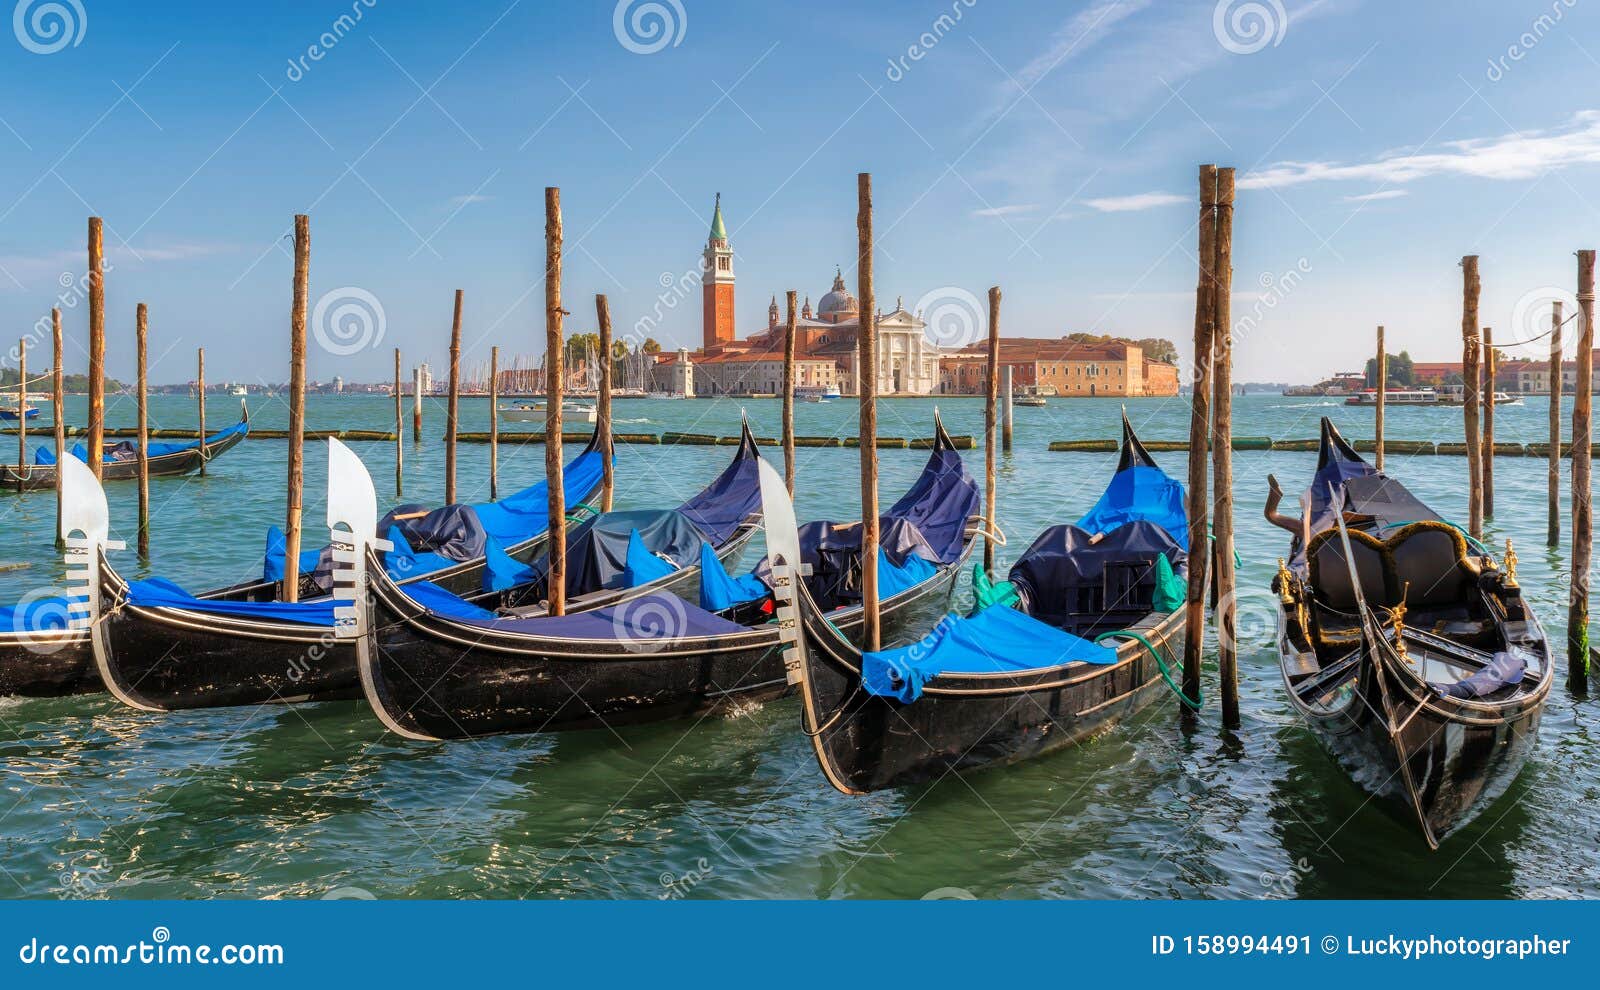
[1205,524,1245,568]
[1094,628,1202,711]
[565,502,600,522]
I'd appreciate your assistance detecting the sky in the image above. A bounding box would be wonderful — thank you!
[1,0,1598,385]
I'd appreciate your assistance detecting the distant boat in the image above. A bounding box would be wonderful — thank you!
[499,401,596,424]
[228,384,248,396]
[1345,388,1440,406]
[0,407,40,422]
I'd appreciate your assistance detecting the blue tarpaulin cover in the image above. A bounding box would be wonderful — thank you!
[1435,651,1527,699]
[0,596,79,633]
[381,525,456,582]
[124,577,338,626]
[674,431,762,545]
[862,605,1118,703]
[35,420,248,465]
[402,580,498,620]
[877,547,935,598]
[623,529,678,587]
[263,526,327,584]
[473,444,606,543]
[698,541,768,612]
[884,440,979,564]
[1074,464,1189,550]
[482,538,538,592]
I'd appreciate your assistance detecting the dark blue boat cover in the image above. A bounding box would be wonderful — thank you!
[0,595,79,633]
[509,509,707,601]
[1435,651,1526,699]
[36,420,249,465]
[402,580,498,620]
[673,432,762,544]
[380,503,487,562]
[698,541,769,611]
[885,441,979,564]
[381,525,456,582]
[862,605,1118,703]
[1074,464,1189,550]
[790,516,940,611]
[444,590,748,640]
[473,443,606,543]
[1008,521,1186,627]
[124,577,337,626]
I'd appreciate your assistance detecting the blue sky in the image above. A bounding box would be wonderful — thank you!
[1,0,1598,385]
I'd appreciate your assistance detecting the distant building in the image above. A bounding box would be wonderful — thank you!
[1413,350,1600,393]
[938,337,1180,397]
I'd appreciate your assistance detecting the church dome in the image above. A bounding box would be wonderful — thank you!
[817,268,857,317]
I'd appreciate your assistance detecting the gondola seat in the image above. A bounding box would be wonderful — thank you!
[1305,528,1385,648]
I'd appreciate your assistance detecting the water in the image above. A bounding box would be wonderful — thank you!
[1,392,1597,899]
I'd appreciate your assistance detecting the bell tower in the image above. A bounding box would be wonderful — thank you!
[702,193,735,350]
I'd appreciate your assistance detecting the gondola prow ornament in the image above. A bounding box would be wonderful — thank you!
[327,437,390,642]
[755,455,810,686]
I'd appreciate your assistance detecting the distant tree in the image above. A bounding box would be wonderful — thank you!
[1363,350,1415,387]
[642,338,662,354]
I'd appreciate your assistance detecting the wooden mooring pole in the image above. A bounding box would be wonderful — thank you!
[1461,257,1483,540]
[135,304,150,558]
[1182,164,1218,712]
[1375,326,1386,472]
[488,346,499,500]
[1212,167,1239,730]
[1570,249,1595,691]
[596,294,615,512]
[1482,326,1495,520]
[1002,366,1013,453]
[545,187,567,617]
[412,366,423,444]
[283,214,309,603]
[1548,301,1563,547]
[87,217,105,478]
[983,288,1000,574]
[782,290,797,496]
[392,348,403,496]
[446,289,463,505]
[196,347,206,476]
[14,337,25,494]
[52,309,65,549]
[857,172,880,651]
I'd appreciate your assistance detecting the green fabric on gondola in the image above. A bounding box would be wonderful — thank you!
[1151,553,1185,612]
[969,563,1019,615]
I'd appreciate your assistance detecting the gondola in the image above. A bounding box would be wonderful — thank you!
[346,414,979,740]
[0,401,250,492]
[82,430,623,710]
[770,413,1190,794]
[1272,418,1551,848]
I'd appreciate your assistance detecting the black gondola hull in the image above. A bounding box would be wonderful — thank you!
[359,539,969,740]
[798,595,1183,792]
[1,426,247,492]
[0,633,95,696]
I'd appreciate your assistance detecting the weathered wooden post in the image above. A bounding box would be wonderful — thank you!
[135,304,150,558]
[1461,257,1483,540]
[14,337,25,494]
[545,187,568,617]
[283,214,309,603]
[1212,167,1239,730]
[782,290,797,496]
[412,366,423,443]
[52,309,65,548]
[596,294,615,512]
[1182,164,1218,711]
[489,346,499,500]
[1002,366,1014,453]
[1549,300,1563,546]
[1482,326,1495,520]
[87,217,105,478]
[446,290,463,504]
[984,287,1000,573]
[195,347,207,476]
[1570,249,1595,691]
[392,348,403,496]
[1375,325,1386,471]
[857,172,880,651]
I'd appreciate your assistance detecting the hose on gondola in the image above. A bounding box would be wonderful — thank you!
[1094,628,1202,711]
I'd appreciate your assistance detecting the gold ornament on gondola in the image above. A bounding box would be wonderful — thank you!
[1275,557,1294,601]
[1389,583,1409,664]
[1503,538,1518,586]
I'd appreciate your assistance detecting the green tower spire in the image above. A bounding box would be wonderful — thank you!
[709,192,727,243]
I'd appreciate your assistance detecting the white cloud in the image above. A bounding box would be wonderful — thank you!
[1012,0,1155,89]
[1085,191,1188,213]
[1343,189,1408,203]
[972,204,1038,217]
[1081,111,1600,211]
